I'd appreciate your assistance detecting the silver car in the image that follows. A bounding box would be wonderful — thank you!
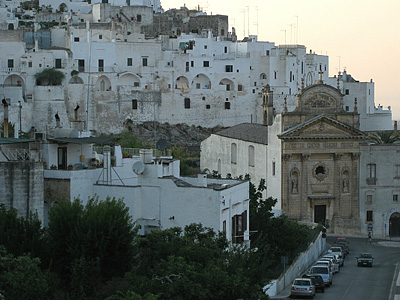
[290,277,316,299]
[321,256,340,273]
[309,265,333,286]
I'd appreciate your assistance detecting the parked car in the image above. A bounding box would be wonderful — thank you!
[321,255,340,273]
[308,265,333,286]
[328,246,345,266]
[357,253,374,267]
[335,237,349,244]
[335,241,350,254]
[314,260,335,274]
[302,273,325,293]
[290,277,316,299]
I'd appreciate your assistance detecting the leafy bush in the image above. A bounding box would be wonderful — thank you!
[34,68,65,86]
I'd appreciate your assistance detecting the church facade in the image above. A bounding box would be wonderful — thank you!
[279,77,365,235]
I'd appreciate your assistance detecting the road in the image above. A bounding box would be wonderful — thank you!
[277,236,400,299]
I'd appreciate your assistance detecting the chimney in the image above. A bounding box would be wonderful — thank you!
[197,173,207,187]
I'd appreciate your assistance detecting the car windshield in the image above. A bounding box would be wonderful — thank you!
[331,247,342,252]
[294,280,311,286]
[311,267,328,274]
[360,253,372,258]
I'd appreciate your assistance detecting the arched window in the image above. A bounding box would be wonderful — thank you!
[248,145,254,167]
[231,143,237,164]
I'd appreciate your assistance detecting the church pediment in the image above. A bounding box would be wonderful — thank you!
[279,115,365,140]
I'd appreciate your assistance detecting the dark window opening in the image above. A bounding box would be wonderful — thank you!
[136,14,142,22]
[203,61,209,67]
[127,58,132,66]
[225,65,233,72]
[7,59,13,68]
[55,58,62,69]
[206,104,210,109]
[238,85,243,91]
[98,59,104,72]
[225,102,230,109]
[184,98,190,109]
[345,89,349,95]
[78,59,85,72]
[142,57,148,66]
[74,37,79,42]
[366,210,373,222]
[315,166,325,175]
[132,99,138,109]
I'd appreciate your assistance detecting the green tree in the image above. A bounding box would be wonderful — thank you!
[0,247,50,300]
[368,130,400,144]
[34,68,65,85]
[126,224,269,300]
[47,197,137,296]
[0,204,46,259]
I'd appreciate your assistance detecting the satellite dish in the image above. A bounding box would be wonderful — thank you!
[156,138,168,151]
[132,161,145,175]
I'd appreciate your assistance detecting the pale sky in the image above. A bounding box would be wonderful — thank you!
[161,0,400,121]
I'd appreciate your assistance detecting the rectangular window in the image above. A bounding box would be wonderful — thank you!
[366,210,373,222]
[274,71,277,79]
[204,45,207,49]
[223,220,226,232]
[226,84,231,91]
[367,164,376,178]
[206,104,210,109]
[225,102,230,109]
[191,61,194,67]
[266,50,270,56]
[186,61,189,72]
[345,89,349,95]
[7,59,13,68]
[345,106,349,111]
[290,71,292,82]
[99,34,103,39]
[134,82,139,87]
[74,37,80,42]
[132,99,138,109]
[272,162,276,176]
[127,58,132,66]
[98,59,104,72]
[136,14,142,22]
[224,46,228,53]
[225,65,233,72]
[78,59,85,72]
[184,98,190,109]
[28,61,32,68]
[395,165,400,178]
[142,57,148,66]
[238,84,243,91]
[55,58,62,69]
[203,61,209,67]
[301,61,304,74]
[393,194,398,202]
[367,164,376,185]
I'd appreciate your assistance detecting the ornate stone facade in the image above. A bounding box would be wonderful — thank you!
[279,79,365,235]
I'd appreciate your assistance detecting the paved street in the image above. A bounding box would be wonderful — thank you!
[272,236,400,300]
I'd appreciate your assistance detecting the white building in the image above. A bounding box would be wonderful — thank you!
[200,121,282,215]
[359,141,400,238]
[42,131,250,243]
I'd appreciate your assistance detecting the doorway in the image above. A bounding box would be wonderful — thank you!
[314,205,326,226]
[58,147,67,170]
[389,212,400,237]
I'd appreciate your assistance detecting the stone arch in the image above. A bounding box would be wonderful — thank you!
[219,78,234,91]
[389,212,400,237]
[260,73,267,79]
[95,75,111,91]
[69,75,84,84]
[192,73,211,89]
[118,73,140,87]
[4,74,24,87]
[175,76,189,91]
[59,3,67,12]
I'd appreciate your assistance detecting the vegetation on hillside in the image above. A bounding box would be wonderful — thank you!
[34,68,65,86]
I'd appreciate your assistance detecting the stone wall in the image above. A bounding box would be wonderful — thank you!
[0,161,44,222]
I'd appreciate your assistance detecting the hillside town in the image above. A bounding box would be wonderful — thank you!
[1,0,400,299]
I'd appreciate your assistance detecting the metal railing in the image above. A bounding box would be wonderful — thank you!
[1,148,42,161]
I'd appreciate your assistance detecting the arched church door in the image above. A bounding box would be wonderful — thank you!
[389,212,400,237]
